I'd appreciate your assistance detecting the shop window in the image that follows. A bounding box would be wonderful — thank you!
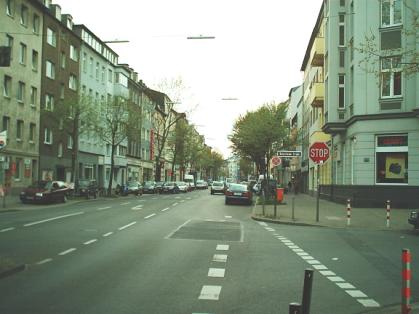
[376,135,408,184]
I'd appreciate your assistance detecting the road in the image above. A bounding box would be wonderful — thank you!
[0,190,418,313]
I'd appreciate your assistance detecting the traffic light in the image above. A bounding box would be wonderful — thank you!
[0,47,11,67]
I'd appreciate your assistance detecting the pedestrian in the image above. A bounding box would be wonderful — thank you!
[287,181,292,194]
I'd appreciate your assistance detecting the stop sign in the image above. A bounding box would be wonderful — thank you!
[271,156,282,167]
[309,142,330,164]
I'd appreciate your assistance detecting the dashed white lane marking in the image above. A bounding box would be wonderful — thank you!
[180,200,186,203]
[118,221,137,230]
[292,248,304,252]
[312,264,328,270]
[225,216,232,219]
[258,222,268,227]
[24,212,84,227]
[306,260,321,264]
[296,252,309,256]
[357,299,380,307]
[336,283,356,289]
[186,197,192,200]
[36,258,53,265]
[83,239,98,245]
[103,232,113,237]
[265,227,275,232]
[319,270,336,276]
[144,213,156,219]
[345,290,368,298]
[120,202,131,205]
[208,268,225,278]
[216,244,229,251]
[58,248,76,256]
[161,207,170,212]
[131,205,143,210]
[152,197,157,200]
[327,276,345,282]
[172,202,178,206]
[288,245,300,249]
[198,285,222,300]
[97,206,111,211]
[213,254,228,263]
[301,256,314,260]
[0,227,15,232]
[175,196,181,199]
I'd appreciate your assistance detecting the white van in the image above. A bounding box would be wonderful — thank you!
[184,174,195,190]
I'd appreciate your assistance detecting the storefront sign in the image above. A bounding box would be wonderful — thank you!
[377,135,407,147]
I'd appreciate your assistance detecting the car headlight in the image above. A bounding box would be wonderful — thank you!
[35,192,43,197]
[411,212,417,219]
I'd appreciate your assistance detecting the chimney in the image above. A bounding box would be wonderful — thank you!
[133,72,138,82]
[43,0,51,8]
[50,4,61,20]
[62,14,73,30]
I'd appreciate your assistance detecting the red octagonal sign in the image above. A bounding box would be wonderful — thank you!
[309,142,330,164]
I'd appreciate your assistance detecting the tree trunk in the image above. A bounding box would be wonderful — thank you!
[71,114,79,192]
[171,150,177,181]
[107,142,116,196]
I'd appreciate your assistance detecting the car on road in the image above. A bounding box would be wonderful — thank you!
[408,211,419,228]
[177,181,189,193]
[195,180,208,189]
[211,181,226,195]
[142,181,157,194]
[225,183,253,205]
[77,179,98,199]
[20,180,71,204]
[155,181,165,194]
[162,181,180,194]
[126,181,143,196]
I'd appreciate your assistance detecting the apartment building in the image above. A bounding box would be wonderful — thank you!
[1,0,45,193]
[317,0,419,207]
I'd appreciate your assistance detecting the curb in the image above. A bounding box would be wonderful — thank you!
[0,264,26,279]
[251,215,327,228]
[0,197,100,213]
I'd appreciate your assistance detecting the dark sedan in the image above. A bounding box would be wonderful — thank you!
[142,181,156,194]
[20,180,71,204]
[225,183,253,205]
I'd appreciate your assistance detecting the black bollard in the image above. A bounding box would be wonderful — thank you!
[301,269,314,314]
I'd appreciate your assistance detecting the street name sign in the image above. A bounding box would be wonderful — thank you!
[277,151,302,157]
[309,142,330,164]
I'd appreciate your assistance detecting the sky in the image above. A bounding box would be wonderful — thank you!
[57,0,323,158]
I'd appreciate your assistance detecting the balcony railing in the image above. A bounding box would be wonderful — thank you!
[310,36,324,67]
[308,81,324,108]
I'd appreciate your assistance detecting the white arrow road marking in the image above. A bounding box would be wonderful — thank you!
[24,212,84,227]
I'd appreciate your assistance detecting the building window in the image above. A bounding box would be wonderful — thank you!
[60,51,66,68]
[46,60,55,79]
[339,14,345,46]
[16,119,23,140]
[381,56,402,98]
[69,45,78,61]
[33,14,40,34]
[46,28,56,47]
[6,35,13,60]
[19,43,26,65]
[45,93,54,111]
[381,0,402,27]
[67,135,73,149]
[89,57,93,76]
[108,69,112,83]
[32,50,38,71]
[58,142,63,157]
[339,49,345,67]
[17,81,25,102]
[101,66,105,83]
[82,53,87,73]
[6,0,14,16]
[338,75,345,109]
[30,86,37,107]
[3,75,12,97]
[340,0,345,6]
[69,74,77,91]
[44,128,53,144]
[59,83,65,99]
[29,123,35,142]
[20,5,28,26]
[2,116,10,133]
[15,158,22,180]
[376,134,408,184]
[106,168,110,180]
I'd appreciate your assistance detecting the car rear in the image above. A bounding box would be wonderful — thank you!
[225,183,253,205]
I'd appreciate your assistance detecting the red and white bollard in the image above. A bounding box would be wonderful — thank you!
[401,248,411,314]
[386,200,391,228]
[346,199,351,226]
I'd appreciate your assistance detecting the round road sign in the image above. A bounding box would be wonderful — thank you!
[271,156,282,167]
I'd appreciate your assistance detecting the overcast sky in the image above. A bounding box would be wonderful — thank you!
[57,0,323,158]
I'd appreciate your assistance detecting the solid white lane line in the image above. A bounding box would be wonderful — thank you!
[213,254,228,263]
[0,227,15,232]
[336,283,356,289]
[208,268,225,278]
[161,207,170,212]
[83,239,98,245]
[198,285,222,300]
[345,290,367,298]
[118,221,137,230]
[172,202,178,206]
[24,212,84,227]
[357,299,380,307]
[216,244,229,251]
[97,206,111,211]
[165,219,192,239]
[103,232,113,237]
[144,213,156,219]
[58,248,76,256]
[36,258,53,265]
[120,202,131,205]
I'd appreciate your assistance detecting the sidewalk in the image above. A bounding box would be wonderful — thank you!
[252,193,415,231]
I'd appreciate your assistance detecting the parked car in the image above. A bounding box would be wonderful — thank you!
[77,179,98,199]
[225,183,253,205]
[196,180,208,189]
[142,181,156,194]
[155,181,165,194]
[126,181,143,196]
[162,181,180,194]
[211,181,226,195]
[184,174,195,190]
[177,181,189,193]
[20,180,71,204]
[408,211,419,229]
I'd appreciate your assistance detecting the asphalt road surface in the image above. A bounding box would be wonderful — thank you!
[0,190,418,313]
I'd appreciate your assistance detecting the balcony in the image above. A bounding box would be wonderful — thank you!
[307,81,324,108]
[310,36,324,67]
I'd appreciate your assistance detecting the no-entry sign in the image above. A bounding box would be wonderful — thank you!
[309,142,330,164]
[271,156,282,167]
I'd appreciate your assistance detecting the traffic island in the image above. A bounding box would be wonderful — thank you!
[0,257,26,279]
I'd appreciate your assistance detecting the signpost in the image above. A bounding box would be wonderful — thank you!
[309,142,330,222]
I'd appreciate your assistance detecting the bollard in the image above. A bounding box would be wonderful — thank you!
[289,303,301,314]
[346,199,351,226]
[292,196,296,220]
[386,200,391,228]
[401,249,412,314]
[301,269,314,314]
